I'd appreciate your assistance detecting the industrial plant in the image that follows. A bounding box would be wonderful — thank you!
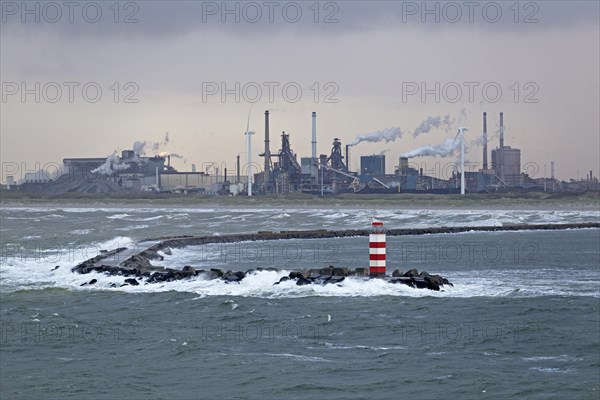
[7,111,598,195]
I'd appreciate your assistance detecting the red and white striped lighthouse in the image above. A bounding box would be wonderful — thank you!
[369,220,386,276]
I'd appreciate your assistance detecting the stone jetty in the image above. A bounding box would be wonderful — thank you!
[71,222,599,290]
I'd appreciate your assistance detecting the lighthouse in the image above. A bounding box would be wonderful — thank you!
[369,220,386,276]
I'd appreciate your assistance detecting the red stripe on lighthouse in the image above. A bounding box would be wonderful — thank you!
[369,220,386,276]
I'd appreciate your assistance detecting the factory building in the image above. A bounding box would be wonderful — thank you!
[491,146,522,187]
[482,112,523,187]
[142,172,247,195]
[360,155,385,176]
[63,150,174,179]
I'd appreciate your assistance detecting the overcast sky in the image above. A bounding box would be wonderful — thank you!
[1,0,599,181]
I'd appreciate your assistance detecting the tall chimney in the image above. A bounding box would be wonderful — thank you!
[482,112,488,170]
[345,144,350,172]
[264,110,271,193]
[264,110,271,172]
[311,112,317,180]
[499,112,505,180]
[236,154,241,183]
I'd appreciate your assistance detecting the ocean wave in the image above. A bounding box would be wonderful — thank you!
[1,265,598,299]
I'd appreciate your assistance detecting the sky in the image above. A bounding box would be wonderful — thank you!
[1,0,599,182]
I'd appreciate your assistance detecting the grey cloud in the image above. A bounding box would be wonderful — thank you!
[1,1,598,38]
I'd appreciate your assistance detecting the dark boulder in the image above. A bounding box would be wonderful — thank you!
[392,269,402,277]
[410,276,429,289]
[89,279,97,285]
[308,272,322,280]
[124,278,139,286]
[181,266,197,277]
[208,269,223,279]
[289,271,303,279]
[296,276,311,286]
[234,271,246,280]
[222,273,241,283]
[403,269,419,278]
[424,275,444,287]
[390,277,413,286]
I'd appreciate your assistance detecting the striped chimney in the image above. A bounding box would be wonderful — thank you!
[369,220,386,276]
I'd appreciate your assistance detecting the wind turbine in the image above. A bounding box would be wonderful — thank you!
[244,106,255,196]
[454,127,468,195]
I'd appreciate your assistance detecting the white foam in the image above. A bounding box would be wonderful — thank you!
[106,213,131,219]
[3,259,597,298]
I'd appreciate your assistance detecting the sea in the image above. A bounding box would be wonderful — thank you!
[1,205,599,399]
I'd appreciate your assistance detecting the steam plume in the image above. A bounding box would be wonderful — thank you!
[349,127,403,146]
[91,152,130,175]
[411,115,452,138]
[401,138,461,158]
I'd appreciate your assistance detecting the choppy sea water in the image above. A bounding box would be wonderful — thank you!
[1,205,599,399]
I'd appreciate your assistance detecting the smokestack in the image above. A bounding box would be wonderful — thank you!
[236,155,240,183]
[482,112,488,170]
[264,110,271,193]
[345,144,350,172]
[499,112,504,180]
[155,166,159,191]
[312,112,317,179]
[264,110,271,172]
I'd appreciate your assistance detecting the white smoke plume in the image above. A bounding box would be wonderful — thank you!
[349,115,455,146]
[91,152,131,175]
[411,115,452,138]
[401,137,462,158]
[133,132,170,156]
[349,127,403,146]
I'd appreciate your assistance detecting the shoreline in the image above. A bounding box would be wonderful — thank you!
[1,191,599,211]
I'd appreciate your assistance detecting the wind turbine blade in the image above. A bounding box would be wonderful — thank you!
[246,104,253,133]
[451,129,461,147]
